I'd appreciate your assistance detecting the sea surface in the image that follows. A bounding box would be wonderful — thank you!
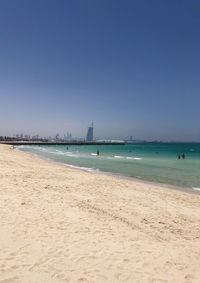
[18,143,200,191]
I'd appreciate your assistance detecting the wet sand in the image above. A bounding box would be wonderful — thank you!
[0,144,200,282]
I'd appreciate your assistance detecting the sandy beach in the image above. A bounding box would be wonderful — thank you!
[0,144,200,283]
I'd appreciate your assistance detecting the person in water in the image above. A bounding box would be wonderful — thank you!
[178,154,181,159]
[97,149,99,156]
[182,153,185,159]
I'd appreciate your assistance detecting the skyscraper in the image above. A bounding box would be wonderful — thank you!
[86,123,94,142]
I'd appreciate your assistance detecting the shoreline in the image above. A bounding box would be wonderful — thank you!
[1,144,200,282]
[17,146,200,196]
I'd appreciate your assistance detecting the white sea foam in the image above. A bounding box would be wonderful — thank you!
[114,155,123,158]
[64,164,99,172]
[125,156,143,160]
[17,145,31,149]
[91,153,98,156]
[66,154,77,157]
[49,150,77,157]
[192,187,200,191]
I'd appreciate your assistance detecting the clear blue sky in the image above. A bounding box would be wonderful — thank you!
[0,0,200,141]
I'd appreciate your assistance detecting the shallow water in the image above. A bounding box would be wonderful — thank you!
[18,143,200,190]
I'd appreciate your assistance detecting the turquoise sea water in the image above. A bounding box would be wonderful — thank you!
[18,143,200,191]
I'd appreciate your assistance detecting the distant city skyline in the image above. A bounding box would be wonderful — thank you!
[0,0,200,142]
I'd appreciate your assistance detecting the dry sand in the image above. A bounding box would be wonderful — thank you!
[0,144,200,283]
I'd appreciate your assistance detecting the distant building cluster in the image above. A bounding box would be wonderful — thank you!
[0,124,127,145]
[0,123,95,142]
[64,132,72,141]
[0,123,134,144]
[14,134,45,142]
[14,133,74,142]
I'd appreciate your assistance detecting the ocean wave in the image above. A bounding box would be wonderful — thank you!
[114,155,123,158]
[65,154,77,157]
[126,156,142,160]
[64,164,99,173]
[39,148,48,151]
[192,187,200,191]
[50,150,72,156]
[17,145,32,149]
